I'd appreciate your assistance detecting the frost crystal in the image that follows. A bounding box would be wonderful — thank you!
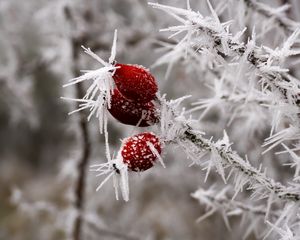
[62,30,119,159]
[90,152,129,201]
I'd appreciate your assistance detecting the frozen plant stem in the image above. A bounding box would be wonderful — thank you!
[203,29,298,107]
[158,95,300,204]
[192,187,279,218]
[182,126,300,202]
[244,0,299,34]
[72,41,91,240]
[64,7,91,240]
[150,2,300,109]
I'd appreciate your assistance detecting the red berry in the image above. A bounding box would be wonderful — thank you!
[108,88,158,127]
[121,132,162,172]
[113,63,158,103]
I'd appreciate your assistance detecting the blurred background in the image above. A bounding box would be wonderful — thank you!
[1,0,300,239]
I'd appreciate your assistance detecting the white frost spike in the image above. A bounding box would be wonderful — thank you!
[90,153,129,201]
[206,0,220,24]
[265,191,274,221]
[148,2,198,18]
[264,202,297,239]
[150,1,300,135]
[232,171,249,200]
[158,94,191,142]
[211,147,226,183]
[196,208,216,223]
[147,141,165,168]
[188,78,224,118]
[216,130,231,151]
[282,144,300,180]
[266,222,295,240]
[262,126,300,154]
[186,0,190,11]
[264,28,300,62]
[177,139,207,166]
[109,29,118,64]
[63,67,115,87]
[119,165,129,201]
[63,31,119,158]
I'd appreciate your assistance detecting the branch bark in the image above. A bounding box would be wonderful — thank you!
[183,126,300,202]
[64,6,92,240]
[72,40,91,240]
[160,97,300,203]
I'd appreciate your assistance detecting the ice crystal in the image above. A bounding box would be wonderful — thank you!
[62,30,119,159]
[90,152,129,201]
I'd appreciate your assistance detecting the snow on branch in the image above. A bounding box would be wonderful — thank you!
[149,0,300,166]
[157,94,300,238]
[191,186,300,239]
[184,125,300,202]
[158,95,300,203]
[191,186,278,237]
[192,186,274,219]
[243,0,300,34]
[149,1,300,112]
[62,30,119,161]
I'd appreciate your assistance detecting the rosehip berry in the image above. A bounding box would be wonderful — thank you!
[108,88,158,127]
[113,63,158,103]
[121,132,162,172]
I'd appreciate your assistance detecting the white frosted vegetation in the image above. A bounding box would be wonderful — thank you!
[6,0,300,239]
[149,1,300,239]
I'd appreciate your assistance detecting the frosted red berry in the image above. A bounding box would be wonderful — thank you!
[121,132,162,172]
[108,88,158,127]
[113,63,158,103]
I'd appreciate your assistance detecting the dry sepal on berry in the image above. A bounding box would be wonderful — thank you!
[121,132,163,172]
[108,88,159,127]
[113,63,158,103]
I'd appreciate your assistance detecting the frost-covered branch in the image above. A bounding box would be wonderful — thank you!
[158,95,300,203]
[244,0,300,34]
[157,95,300,238]
[184,126,300,202]
[192,186,274,219]
[58,2,300,237]
[191,186,300,239]
[150,1,300,171]
[191,186,281,237]
[149,2,300,112]
[64,6,92,240]
[71,40,91,240]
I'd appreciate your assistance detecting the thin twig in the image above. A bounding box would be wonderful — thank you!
[192,188,279,217]
[150,2,300,109]
[72,45,91,240]
[200,26,300,106]
[183,127,300,202]
[244,0,300,34]
[64,6,92,240]
[160,97,300,203]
